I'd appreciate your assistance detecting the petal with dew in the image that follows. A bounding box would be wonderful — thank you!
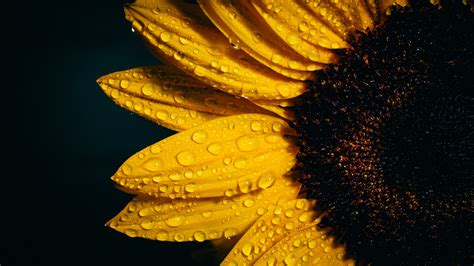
[251,0,346,58]
[112,114,298,199]
[98,66,279,131]
[198,0,328,77]
[331,0,374,31]
[100,83,221,131]
[221,198,319,264]
[254,224,354,265]
[124,0,306,100]
[106,176,300,242]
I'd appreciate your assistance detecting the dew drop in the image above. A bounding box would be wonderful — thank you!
[179,37,189,45]
[120,80,130,89]
[243,198,255,208]
[241,242,254,256]
[140,220,155,230]
[184,183,196,193]
[124,229,138,238]
[258,171,276,189]
[143,158,164,172]
[250,121,263,131]
[224,189,233,197]
[110,89,120,99]
[286,33,299,45]
[284,254,297,266]
[238,179,251,193]
[150,144,161,154]
[295,199,306,210]
[122,164,132,175]
[207,142,223,155]
[194,66,206,77]
[223,157,232,165]
[233,157,249,169]
[236,135,258,152]
[156,110,169,120]
[176,150,196,166]
[201,211,212,218]
[272,122,283,132]
[159,31,172,42]
[193,231,206,242]
[173,233,185,242]
[224,227,239,239]
[156,230,169,241]
[165,215,185,227]
[265,134,281,144]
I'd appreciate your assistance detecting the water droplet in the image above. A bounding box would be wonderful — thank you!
[173,51,184,61]
[292,239,301,247]
[156,110,169,120]
[219,64,229,73]
[257,207,266,215]
[285,209,295,218]
[120,80,130,89]
[191,130,208,144]
[193,231,206,242]
[236,135,258,152]
[223,157,232,165]
[250,121,263,131]
[140,220,155,230]
[138,208,153,217]
[228,11,237,19]
[224,227,238,239]
[179,37,189,45]
[207,143,223,155]
[267,256,277,266]
[176,150,196,166]
[298,213,311,223]
[284,254,297,266]
[230,39,240,50]
[243,198,255,207]
[165,215,185,227]
[184,183,196,192]
[147,23,157,31]
[201,211,212,218]
[124,229,138,238]
[295,199,306,210]
[258,171,276,189]
[184,170,194,179]
[272,122,282,132]
[122,164,132,175]
[299,22,309,32]
[159,184,168,192]
[150,144,161,154]
[173,233,185,242]
[286,33,299,45]
[110,89,120,99]
[194,66,206,76]
[224,189,233,197]
[143,158,163,172]
[168,173,182,181]
[241,243,254,256]
[271,217,281,225]
[160,31,171,42]
[238,179,251,193]
[271,53,283,63]
[233,157,249,169]
[156,230,169,241]
[285,221,295,230]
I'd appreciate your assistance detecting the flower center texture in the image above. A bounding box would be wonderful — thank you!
[294,2,473,265]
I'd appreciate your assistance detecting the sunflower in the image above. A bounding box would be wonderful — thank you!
[97,0,473,265]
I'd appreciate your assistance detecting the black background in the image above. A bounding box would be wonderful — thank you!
[2,1,208,265]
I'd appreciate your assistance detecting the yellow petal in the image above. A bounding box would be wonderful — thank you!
[251,0,346,58]
[221,198,320,264]
[112,114,298,199]
[198,0,324,79]
[254,224,354,266]
[106,176,300,242]
[98,66,279,131]
[253,101,294,121]
[100,83,221,131]
[300,0,353,39]
[124,1,307,100]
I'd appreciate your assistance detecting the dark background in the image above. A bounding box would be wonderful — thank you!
[2,1,209,265]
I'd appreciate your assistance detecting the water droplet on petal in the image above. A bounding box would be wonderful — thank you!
[140,220,155,230]
[156,230,169,241]
[250,121,263,131]
[165,215,185,227]
[125,229,138,238]
[176,150,196,166]
[241,243,254,256]
[201,211,212,218]
[143,158,164,172]
[243,198,255,207]
[193,231,206,242]
[284,254,297,266]
[191,130,208,144]
[120,80,130,89]
[207,143,223,155]
[258,171,276,189]
[224,227,239,239]
[236,135,258,152]
[184,183,196,192]
[160,31,171,42]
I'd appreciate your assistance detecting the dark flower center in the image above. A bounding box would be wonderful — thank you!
[293,2,473,265]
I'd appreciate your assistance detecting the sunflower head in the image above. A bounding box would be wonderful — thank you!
[98,0,473,265]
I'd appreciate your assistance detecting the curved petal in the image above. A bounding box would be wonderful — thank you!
[106,176,300,242]
[221,198,317,264]
[198,0,324,79]
[254,225,354,265]
[124,0,307,100]
[98,66,280,131]
[251,0,345,59]
[111,114,298,199]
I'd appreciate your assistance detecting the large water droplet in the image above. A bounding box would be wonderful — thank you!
[258,171,276,189]
[176,150,196,166]
[124,229,138,238]
[241,243,254,256]
[207,143,223,155]
[184,183,196,193]
[160,31,172,42]
[120,80,130,89]
[143,158,164,172]
[165,215,185,227]
[250,121,263,132]
[193,231,206,242]
[236,135,258,152]
[156,230,169,241]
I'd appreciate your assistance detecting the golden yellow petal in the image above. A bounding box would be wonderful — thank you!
[112,114,298,198]
[198,0,322,79]
[221,198,320,264]
[100,82,221,131]
[300,0,353,39]
[330,0,374,31]
[106,176,300,242]
[124,1,307,100]
[254,224,354,265]
[98,66,280,131]
[251,0,346,60]
[253,102,295,121]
